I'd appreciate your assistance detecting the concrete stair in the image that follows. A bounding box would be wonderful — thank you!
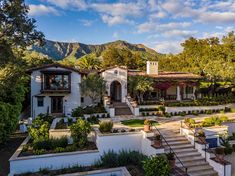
[112,102,132,116]
[159,129,218,176]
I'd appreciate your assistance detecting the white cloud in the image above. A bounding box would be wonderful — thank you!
[163,30,197,38]
[101,15,134,26]
[202,32,224,39]
[29,4,59,16]
[46,0,87,10]
[155,41,183,54]
[198,12,235,23]
[137,22,191,33]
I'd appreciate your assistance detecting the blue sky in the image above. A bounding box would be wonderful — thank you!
[26,0,235,54]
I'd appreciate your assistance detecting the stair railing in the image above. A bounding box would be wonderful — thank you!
[152,125,188,174]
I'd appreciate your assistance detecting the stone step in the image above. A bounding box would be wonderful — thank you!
[166,148,197,154]
[185,164,213,172]
[177,161,208,168]
[189,168,218,176]
[163,137,188,142]
[177,152,201,158]
[169,144,193,150]
[163,140,191,146]
[177,156,205,163]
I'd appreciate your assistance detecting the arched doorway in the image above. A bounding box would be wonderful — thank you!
[110,81,122,102]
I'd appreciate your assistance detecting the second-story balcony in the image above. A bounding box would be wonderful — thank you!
[41,71,71,93]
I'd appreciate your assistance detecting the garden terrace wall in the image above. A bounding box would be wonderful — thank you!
[9,137,100,175]
[95,128,143,154]
[59,167,131,176]
[165,104,234,114]
[95,129,164,156]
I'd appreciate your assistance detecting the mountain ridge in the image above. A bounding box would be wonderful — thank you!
[29,39,162,61]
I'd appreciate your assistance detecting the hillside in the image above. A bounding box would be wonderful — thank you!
[29,40,163,61]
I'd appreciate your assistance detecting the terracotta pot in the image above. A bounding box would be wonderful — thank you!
[144,125,150,132]
[216,154,225,161]
[169,159,176,168]
[154,139,162,147]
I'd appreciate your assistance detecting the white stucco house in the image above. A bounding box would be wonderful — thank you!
[28,61,202,118]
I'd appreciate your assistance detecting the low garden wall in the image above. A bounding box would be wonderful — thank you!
[95,129,164,156]
[59,167,131,176]
[180,126,228,147]
[95,129,142,154]
[166,104,234,114]
[9,137,100,176]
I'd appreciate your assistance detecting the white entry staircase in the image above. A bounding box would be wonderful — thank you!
[159,129,218,176]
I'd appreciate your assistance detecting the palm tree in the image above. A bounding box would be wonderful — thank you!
[76,54,101,70]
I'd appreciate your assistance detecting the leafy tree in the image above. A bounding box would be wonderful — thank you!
[143,155,170,176]
[70,119,91,148]
[80,73,106,104]
[128,76,154,103]
[0,0,44,143]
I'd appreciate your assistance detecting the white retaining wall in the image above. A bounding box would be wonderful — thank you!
[10,130,165,175]
[9,137,100,175]
[96,130,142,154]
[166,104,234,114]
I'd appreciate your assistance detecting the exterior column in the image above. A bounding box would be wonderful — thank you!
[193,86,196,100]
[176,85,181,101]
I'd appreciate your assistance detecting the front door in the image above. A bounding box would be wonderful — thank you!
[51,96,63,113]
[110,81,122,102]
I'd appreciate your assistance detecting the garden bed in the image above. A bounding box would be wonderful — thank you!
[121,119,158,128]
[19,137,97,157]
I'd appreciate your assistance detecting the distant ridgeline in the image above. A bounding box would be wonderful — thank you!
[28,39,163,61]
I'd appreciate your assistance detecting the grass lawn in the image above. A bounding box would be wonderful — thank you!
[121,119,158,127]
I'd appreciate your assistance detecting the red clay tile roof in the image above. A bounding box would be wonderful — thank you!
[128,70,202,80]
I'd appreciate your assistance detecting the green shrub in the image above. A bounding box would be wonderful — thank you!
[159,106,166,113]
[143,155,170,176]
[220,115,229,122]
[33,149,46,155]
[70,119,91,148]
[87,116,99,124]
[54,147,65,153]
[33,137,68,150]
[202,116,222,127]
[99,150,118,167]
[99,121,113,133]
[28,118,49,142]
[98,150,147,169]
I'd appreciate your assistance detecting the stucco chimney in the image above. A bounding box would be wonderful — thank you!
[146,61,158,75]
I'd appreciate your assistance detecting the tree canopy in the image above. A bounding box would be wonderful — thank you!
[80,73,106,104]
[159,32,235,83]
[0,0,45,144]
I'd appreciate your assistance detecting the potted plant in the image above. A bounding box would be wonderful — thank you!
[196,130,206,143]
[215,147,225,162]
[153,133,161,147]
[144,119,151,132]
[166,152,175,168]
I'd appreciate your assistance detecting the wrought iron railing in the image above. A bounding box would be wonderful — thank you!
[152,125,188,174]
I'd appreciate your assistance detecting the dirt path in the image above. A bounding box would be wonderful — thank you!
[0,133,27,176]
